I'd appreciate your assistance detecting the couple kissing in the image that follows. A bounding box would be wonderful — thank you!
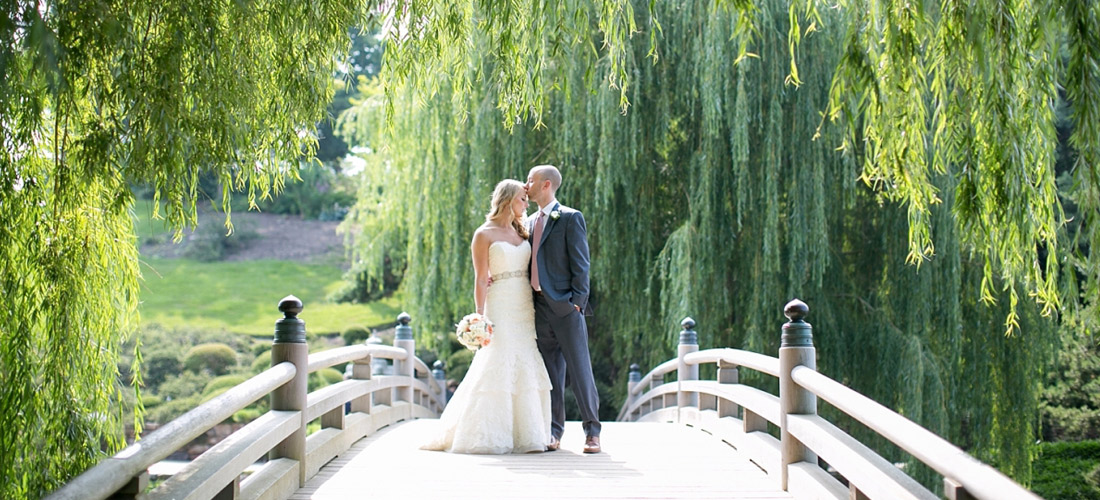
[421,164,602,455]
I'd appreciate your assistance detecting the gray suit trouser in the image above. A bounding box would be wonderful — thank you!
[533,293,601,439]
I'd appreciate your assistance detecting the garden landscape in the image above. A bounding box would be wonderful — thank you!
[3,1,1100,498]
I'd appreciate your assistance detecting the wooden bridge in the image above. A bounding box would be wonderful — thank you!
[47,298,1040,500]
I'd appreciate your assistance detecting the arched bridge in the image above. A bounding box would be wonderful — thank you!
[47,298,1040,500]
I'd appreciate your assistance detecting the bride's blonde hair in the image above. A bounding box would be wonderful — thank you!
[486,179,530,239]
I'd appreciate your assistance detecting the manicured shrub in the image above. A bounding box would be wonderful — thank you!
[1032,440,1100,500]
[252,342,271,357]
[157,371,210,401]
[146,394,203,424]
[233,408,262,423]
[446,349,474,384]
[202,375,249,400]
[141,349,182,391]
[183,343,238,376]
[308,368,344,391]
[342,325,371,346]
[319,367,344,384]
[251,351,272,374]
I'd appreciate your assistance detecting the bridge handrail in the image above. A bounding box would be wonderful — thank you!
[618,301,1040,500]
[412,357,444,397]
[306,344,407,373]
[682,348,780,377]
[791,366,1032,500]
[47,301,446,500]
[47,362,297,500]
[305,344,443,407]
[628,359,678,397]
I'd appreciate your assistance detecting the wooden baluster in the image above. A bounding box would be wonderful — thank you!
[779,298,818,491]
[393,312,415,407]
[650,372,662,411]
[366,333,388,376]
[321,401,345,430]
[943,478,976,500]
[211,477,240,500]
[367,333,392,407]
[717,359,740,418]
[350,352,373,414]
[270,295,309,486]
[677,317,699,418]
[432,360,447,412]
[109,471,148,500]
[743,408,768,433]
[626,364,641,421]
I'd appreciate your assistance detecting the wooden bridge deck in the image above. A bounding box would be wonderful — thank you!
[291,420,791,499]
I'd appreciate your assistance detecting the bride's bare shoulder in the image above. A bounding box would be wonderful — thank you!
[471,225,499,247]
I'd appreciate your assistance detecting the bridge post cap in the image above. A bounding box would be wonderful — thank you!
[433,360,444,370]
[366,334,383,345]
[396,312,411,325]
[278,295,303,317]
[629,363,640,372]
[784,299,808,322]
[273,295,306,343]
[681,317,696,330]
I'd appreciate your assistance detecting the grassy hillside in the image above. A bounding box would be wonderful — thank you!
[139,257,404,336]
[132,199,403,336]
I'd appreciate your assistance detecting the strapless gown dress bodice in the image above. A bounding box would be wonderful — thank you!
[421,240,551,454]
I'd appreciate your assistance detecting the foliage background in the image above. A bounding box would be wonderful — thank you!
[3,0,1098,496]
[1,1,361,496]
[334,0,1099,487]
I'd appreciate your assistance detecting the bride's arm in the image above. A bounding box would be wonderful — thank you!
[471,231,491,315]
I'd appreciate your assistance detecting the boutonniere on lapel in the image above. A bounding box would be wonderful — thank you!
[549,210,561,221]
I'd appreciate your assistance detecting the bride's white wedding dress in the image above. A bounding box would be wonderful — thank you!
[421,240,552,454]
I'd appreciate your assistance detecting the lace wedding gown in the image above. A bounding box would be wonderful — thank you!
[421,240,552,454]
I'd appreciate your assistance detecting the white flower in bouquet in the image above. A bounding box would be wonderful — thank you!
[455,313,494,351]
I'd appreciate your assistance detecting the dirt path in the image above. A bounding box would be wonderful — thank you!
[141,208,348,264]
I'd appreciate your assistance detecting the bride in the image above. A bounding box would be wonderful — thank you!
[421,179,552,454]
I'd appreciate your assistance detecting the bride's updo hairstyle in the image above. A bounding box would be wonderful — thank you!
[486,179,530,239]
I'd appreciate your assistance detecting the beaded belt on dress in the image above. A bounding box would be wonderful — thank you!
[491,270,528,282]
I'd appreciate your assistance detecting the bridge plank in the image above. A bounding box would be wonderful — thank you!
[291,420,791,499]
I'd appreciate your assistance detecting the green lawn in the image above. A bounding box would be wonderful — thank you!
[138,257,404,336]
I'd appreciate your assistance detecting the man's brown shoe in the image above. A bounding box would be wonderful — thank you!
[546,436,560,452]
[583,435,601,454]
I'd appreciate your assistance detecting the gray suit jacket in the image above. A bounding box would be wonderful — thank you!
[529,202,592,316]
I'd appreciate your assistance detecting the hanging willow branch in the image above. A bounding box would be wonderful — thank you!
[808,0,1096,333]
[339,0,1071,486]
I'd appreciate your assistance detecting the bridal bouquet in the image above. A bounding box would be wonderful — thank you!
[455,313,494,351]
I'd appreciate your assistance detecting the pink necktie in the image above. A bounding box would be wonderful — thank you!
[530,211,546,291]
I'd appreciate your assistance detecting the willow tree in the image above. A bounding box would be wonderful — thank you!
[339,0,1097,485]
[1,1,366,497]
[2,1,643,496]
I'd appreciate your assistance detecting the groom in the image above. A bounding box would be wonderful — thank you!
[525,164,601,454]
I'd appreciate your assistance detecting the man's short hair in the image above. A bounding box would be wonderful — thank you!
[532,164,562,191]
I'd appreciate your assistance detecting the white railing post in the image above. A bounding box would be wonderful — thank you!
[717,359,740,418]
[626,364,641,421]
[677,317,699,416]
[366,333,388,375]
[270,295,309,485]
[367,333,391,406]
[432,360,447,410]
[393,312,415,404]
[779,298,817,491]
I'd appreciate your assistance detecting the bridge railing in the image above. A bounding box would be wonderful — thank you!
[47,296,444,500]
[618,299,1040,500]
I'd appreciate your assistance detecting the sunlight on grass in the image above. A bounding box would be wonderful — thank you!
[138,257,404,336]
